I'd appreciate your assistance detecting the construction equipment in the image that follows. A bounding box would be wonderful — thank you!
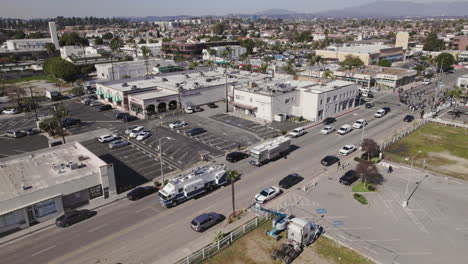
[158,164,227,208]
[249,136,291,166]
[257,206,291,240]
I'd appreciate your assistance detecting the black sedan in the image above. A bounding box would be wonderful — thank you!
[403,115,415,122]
[226,151,249,163]
[62,118,81,127]
[187,127,207,136]
[122,115,138,122]
[279,173,304,189]
[127,186,157,201]
[115,112,129,119]
[99,105,112,111]
[365,103,374,108]
[323,117,336,125]
[339,170,360,185]
[321,155,340,166]
[55,209,96,227]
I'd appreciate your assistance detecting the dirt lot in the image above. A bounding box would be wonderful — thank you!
[203,220,374,264]
[385,122,468,180]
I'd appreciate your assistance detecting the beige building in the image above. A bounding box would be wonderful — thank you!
[395,32,410,50]
[315,44,404,65]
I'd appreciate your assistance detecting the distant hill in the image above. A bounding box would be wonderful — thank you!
[315,1,468,18]
[255,9,298,16]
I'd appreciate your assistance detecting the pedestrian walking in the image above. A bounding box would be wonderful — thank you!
[337,161,341,170]
[388,166,393,174]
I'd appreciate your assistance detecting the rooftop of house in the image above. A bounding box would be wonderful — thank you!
[0,142,106,202]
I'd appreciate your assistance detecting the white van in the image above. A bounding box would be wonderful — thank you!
[353,119,367,129]
[375,109,386,118]
[337,124,352,135]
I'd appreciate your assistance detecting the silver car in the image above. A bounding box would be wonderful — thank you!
[109,140,129,149]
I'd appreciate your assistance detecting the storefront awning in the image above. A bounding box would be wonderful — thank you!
[113,94,121,103]
[233,102,258,110]
[104,90,112,99]
[96,88,103,96]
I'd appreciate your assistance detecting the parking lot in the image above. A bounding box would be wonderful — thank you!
[0,114,38,134]
[0,134,48,158]
[211,113,279,139]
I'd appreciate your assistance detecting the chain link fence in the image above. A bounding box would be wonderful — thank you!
[175,212,271,264]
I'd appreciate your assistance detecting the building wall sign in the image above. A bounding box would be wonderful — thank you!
[89,185,103,200]
[34,199,57,218]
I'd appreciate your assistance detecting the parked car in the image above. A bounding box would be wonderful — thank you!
[226,151,249,163]
[122,115,138,122]
[374,109,386,118]
[129,126,145,138]
[127,186,156,201]
[109,139,129,149]
[323,117,336,125]
[55,210,96,227]
[255,186,282,204]
[191,212,224,232]
[23,128,37,135]
[207,103,218,108]
[81,98,93,105]
[136,131,151,141]
[339,145,357,155]
[194,106,204,112]
[169,120,187,129]
[184,106,195,114]
[321,155,340,166]
[125,126,138,135]
[288,127,306,138]
[97,134,118,143]
[320,126,335,135]
[2,108,18,115]
[353,119,367,129]
[365,103,374,108]
[115,112,130,119]
[403,115,415,122]
[337,124,353,135]
[98,104,112,111]
[62,118,81,127]
[187,127,206,136]
[382,107,391,113]
[279,173,303,189]
[339,170,359,185]
[5,130,25,138]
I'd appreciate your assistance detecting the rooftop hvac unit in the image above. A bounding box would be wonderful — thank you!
[122,82,128,87]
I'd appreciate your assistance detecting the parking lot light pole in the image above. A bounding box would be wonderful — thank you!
[403,174,429,208]
[159,136,173,185]
[28,86,38,121]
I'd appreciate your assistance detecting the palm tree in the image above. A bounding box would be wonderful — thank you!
[447,86,466,106]
[140,46,152,75]
[226,170,239,215]
[322,70,335,80]
[44,43,56,57]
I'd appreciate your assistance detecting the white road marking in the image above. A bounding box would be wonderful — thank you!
[88,224,108,233]
[135,207,151,213]
[381,252,432,255]
[328,227,373,230]
[363,246,380,255]
[32,245,56,256]
[455,227,468,230]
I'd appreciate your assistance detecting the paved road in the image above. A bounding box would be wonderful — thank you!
[0,86,466,264]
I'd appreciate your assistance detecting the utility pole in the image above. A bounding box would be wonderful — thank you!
[225,61,229,113]
[28,86,38,121]
[54,105,66,144]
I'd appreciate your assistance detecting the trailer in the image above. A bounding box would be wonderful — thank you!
[158,164,227,208]
[249,136,291,166]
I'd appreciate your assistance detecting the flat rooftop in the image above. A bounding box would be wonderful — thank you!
[129,89,178,100]
[0,142,106,202]
[343,65,417,77]
[325,44,392,54]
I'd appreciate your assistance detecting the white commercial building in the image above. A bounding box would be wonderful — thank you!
[202,45,247,63]
[95,59,180,80]
[233,79,360,122]
[60,45,101,59]
[0,142,116,235]
[457,74,468,88]
[5,22,59,52]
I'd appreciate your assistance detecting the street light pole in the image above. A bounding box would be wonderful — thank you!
[403,174,429,207]
[159,136,173,184]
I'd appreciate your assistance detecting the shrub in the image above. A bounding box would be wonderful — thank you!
[354,156,361,162]
[371,157,381,164]
[281,130,288,135]
[367,185,376,191]
[154,181,161,187]
[353,193,368,205]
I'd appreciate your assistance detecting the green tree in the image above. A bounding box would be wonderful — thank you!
[141,46,152,74]
[14,31,26,39]
[102,32,113,40]
[435,53,455,71]
[94,37,104,45]
[240,38,255,54]
[414,64,425,75]
[423,32,445,51]
[44,43,56,57]
[43,57,79,82]
[340,55,364,70]
[110,37,123,52]
[322,70,335,79]
[213,22,225,35]
[355,160,384,187]
[59,33,89,46]
[138,38,146,44]
[360,138,380,161]
[378,59,392,67]
[226,170,240,215]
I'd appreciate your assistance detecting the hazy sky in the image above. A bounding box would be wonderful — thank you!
[0,0,464,19]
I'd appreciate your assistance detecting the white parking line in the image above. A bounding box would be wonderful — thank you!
[31,245,56,256]
[363,247,380,255]
[329,227,373,230]
[88,224,107,232]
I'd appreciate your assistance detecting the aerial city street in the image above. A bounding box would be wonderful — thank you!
[0,1,468,264]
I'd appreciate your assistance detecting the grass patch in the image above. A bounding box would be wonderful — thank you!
[385,123,468,180]
[4,75,59,84]
[352,182,376,192]
[353,193,368,205]
[313,236,375,264]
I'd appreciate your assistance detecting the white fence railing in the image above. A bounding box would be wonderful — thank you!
[426,118,468,129]
[175,212,271,264]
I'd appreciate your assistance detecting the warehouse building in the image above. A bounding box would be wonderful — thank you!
[315,44,404,65]
[0,142,116,235]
